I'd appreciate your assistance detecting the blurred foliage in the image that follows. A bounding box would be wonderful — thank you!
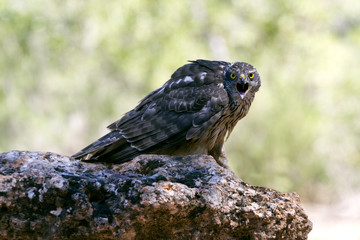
[1,0,360,202]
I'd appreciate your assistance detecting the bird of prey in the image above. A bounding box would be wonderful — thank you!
[72,60,261,167]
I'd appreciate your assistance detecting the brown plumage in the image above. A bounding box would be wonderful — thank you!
[72,60,261,167]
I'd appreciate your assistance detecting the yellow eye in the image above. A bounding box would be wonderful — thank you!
[249,73,255,79]
[230,73,236,79]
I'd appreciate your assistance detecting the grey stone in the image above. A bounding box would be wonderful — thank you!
[0,151,312,239]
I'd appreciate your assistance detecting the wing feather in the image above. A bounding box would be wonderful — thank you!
[116,78,229,152]
[73,60,231,163]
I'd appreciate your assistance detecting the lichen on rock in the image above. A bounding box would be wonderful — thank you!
[0,151,312,239]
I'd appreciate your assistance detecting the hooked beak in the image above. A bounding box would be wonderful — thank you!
[236,74,249,100]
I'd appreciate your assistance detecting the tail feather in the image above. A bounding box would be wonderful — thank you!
[72,130,141,163]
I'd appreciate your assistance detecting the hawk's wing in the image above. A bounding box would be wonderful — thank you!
[73,60,230,163]
[111,60,229,148]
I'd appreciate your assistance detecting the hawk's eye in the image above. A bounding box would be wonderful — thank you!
[249,73,255,79]
[230,73,236,79]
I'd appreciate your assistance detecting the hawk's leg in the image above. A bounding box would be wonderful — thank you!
[209,143,230,168]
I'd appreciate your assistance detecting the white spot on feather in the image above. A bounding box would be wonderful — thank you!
[200,72,207,80]
[176,78,183,84]
[184,76,194,83]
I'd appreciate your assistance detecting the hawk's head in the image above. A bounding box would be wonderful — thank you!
[224,62,261,104]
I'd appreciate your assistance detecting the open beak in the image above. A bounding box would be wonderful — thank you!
[236,75,249,100]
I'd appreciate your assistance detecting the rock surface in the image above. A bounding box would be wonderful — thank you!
[0,151,312,239]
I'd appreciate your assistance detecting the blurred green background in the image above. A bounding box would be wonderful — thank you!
[1,0,360,203]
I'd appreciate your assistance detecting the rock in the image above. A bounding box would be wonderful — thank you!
[0,150,312,240]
